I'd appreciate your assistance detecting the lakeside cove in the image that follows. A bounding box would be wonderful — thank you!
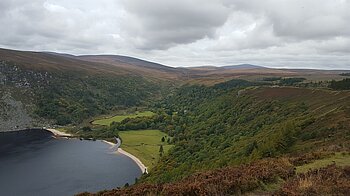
[1,128,149,174]
[0,129,142,196]
[46,128,149,173]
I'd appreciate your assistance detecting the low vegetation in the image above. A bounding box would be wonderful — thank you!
[295,152,350,173]
[119,130,173,168]
[277,165,350,195]
[92,111,155,126]
[77,158,295,196]
[77,155,350,196]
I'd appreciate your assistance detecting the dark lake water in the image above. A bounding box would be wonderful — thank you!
[0,129,142,196]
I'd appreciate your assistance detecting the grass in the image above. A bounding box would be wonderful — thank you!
[92,111,155,126]
[119,130,174,169]
[296,152,350,173]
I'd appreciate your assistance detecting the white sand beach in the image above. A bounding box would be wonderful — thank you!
[102,140,148,174]
[46,128,72,137]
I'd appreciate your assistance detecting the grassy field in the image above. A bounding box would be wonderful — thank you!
[296,152,350,173]
[119,130,173,169]
[92,111,155,126]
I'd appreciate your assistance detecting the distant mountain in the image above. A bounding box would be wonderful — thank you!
[79,55,177,72]
[77,55,183,80]
[0,48,183,80]
[0,48,131,75]
[222,64,266,70]
[43,52,76,59]
[1,48,346,86]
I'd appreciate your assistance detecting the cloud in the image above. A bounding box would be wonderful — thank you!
[0,0,349,69]
[119,0,230,49]
[0,0,125,53]
[228,0,350,40]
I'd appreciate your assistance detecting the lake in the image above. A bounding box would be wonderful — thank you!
[0,129,142,196]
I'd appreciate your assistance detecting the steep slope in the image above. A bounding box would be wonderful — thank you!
[79,80,350,195]
[148,84,350,182]
[0,48,175,129]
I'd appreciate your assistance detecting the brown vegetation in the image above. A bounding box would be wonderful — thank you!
[77,158,295,196]
[77,152,350,196]
[289,151,335,166]
[276,165,350,196]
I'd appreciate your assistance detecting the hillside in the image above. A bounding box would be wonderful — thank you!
[79,79,350,195]
[77,55,184,80]
[0,48,178,130]
[185,65,347,86]
[147,83,350,182]
[0,48,131,75]
[0,47,347,129]
[1,47,348,128]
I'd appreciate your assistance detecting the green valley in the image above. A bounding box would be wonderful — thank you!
[92,111,155,126]
[119,130,173,168]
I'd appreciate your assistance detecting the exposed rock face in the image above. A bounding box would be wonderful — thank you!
[0,92,33,131]
[0,61,47,132]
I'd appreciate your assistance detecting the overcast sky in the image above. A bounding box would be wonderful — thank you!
[0,0,349,69]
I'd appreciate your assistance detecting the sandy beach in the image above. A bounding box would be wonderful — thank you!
[46,128,72,137]
[102,140,116,146]
[117,148,148,174]
[102,140,148,174]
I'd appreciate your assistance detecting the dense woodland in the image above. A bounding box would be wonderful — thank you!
[80,78,350,187]
[329,78,350,90]
[78,77,350,195]
[143,81,312,182]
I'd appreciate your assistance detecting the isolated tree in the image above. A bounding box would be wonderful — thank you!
[159,145,164,157]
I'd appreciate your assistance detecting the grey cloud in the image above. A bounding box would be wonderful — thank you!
[0,0,125,53]
[120,0,230,49]
[229,0,350,40]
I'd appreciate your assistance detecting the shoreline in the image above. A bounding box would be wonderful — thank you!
[102,140,148,174]
[46,128,72,137]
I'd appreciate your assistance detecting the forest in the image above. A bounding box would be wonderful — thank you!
[79,78,350,186]
[78,77,350,195]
